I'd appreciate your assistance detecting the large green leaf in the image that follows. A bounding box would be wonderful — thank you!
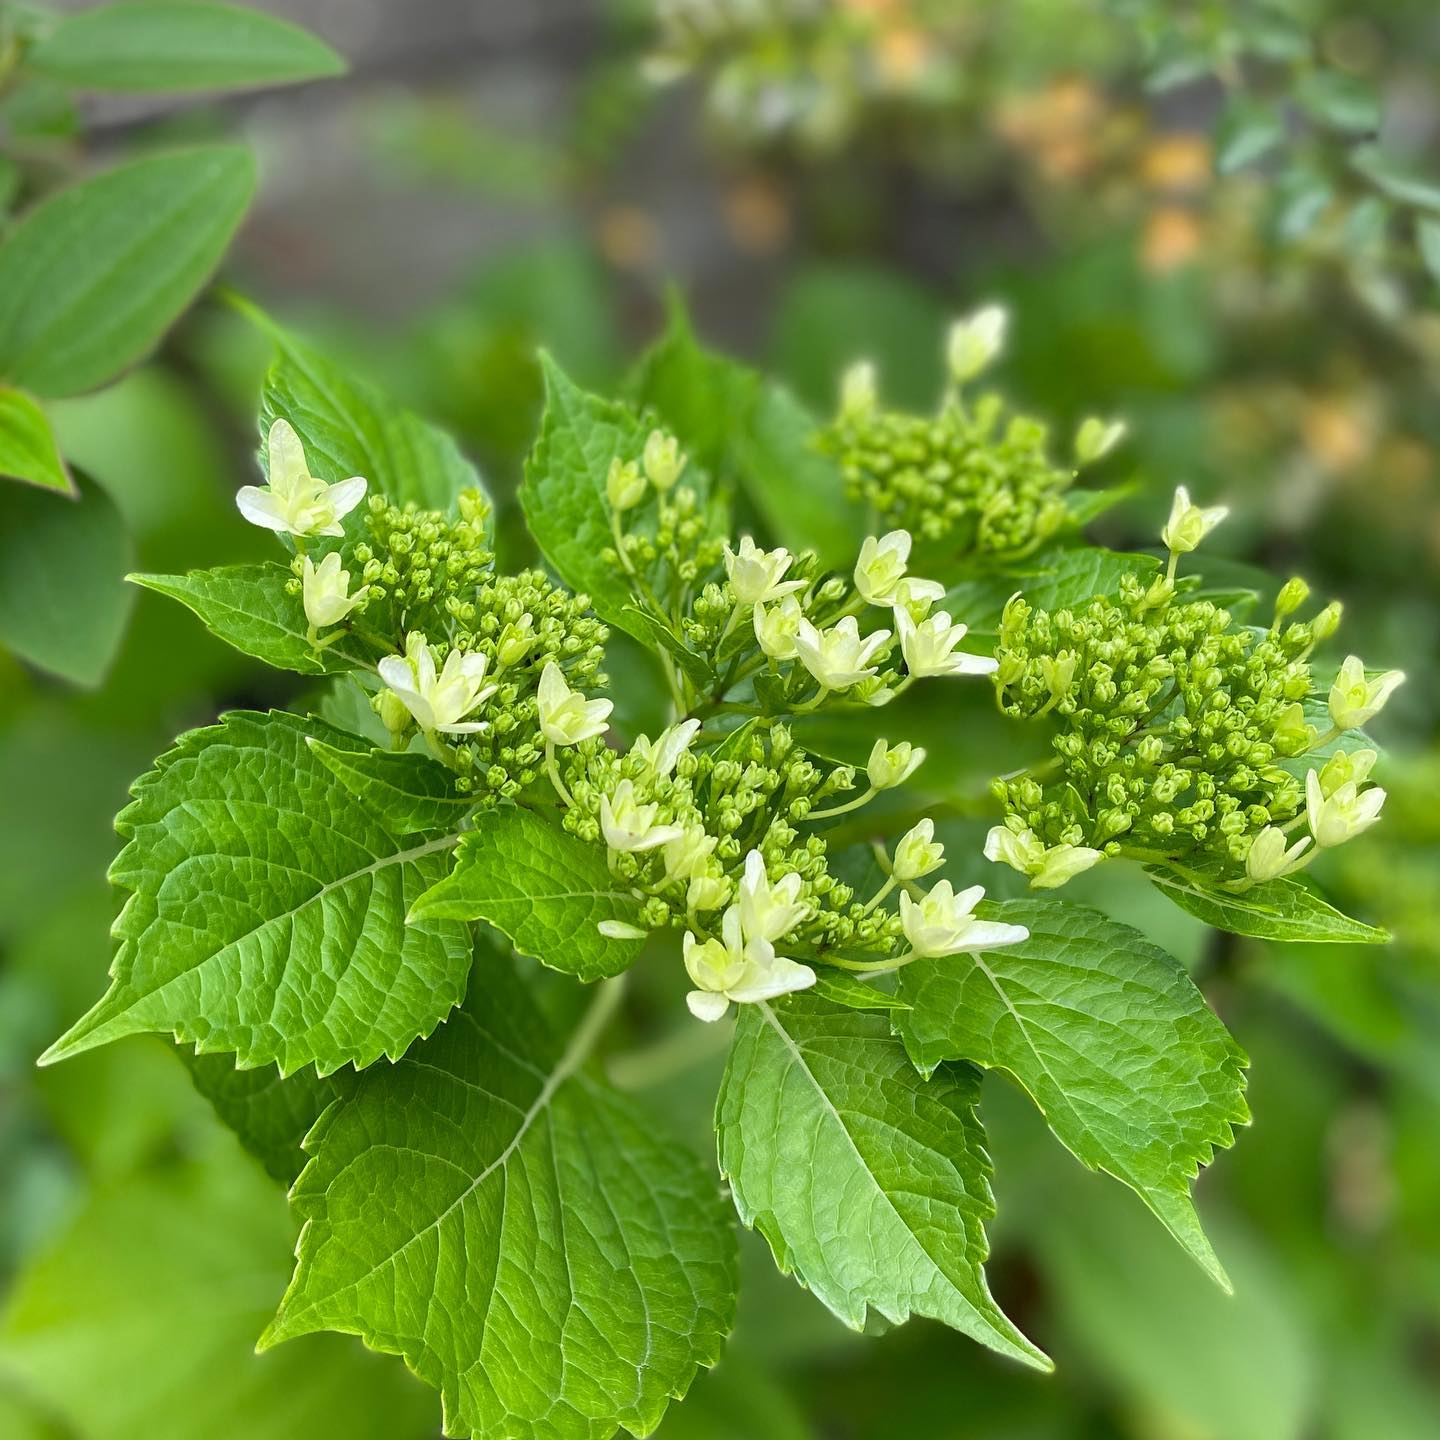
[0,386,71,492]
[409,804,644,981]
[520,353,650,639]
[895,901,1249,1286]
[264,968,738,1440]
[1148,869,1389,944]
[0,472,134,686]
[27,1,345,94]
[716,996,1048,1369]
[244,304,486,513]
[40,711,473,1075]
[0,147,255,397]
[131,564,365,676]
[0,1154,438,1440]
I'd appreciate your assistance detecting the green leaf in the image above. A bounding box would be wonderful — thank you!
[1417,217,1440,283]
[307,739,475,836]
[409,805,644,981]
[0,1154,439,1440]
[242,302,487,513]
[520,352,650,641]
[1296,70,1381,133]
[811,973,910,1011]
[0,386,71,493]
[131,564,364,676]
[0,146,255,397]
[622,604,712,689]
[894,900,1249,1287]
[1216,100,1284,174]
[1351,144,1440,214]
[264,969,738,1440]
[26,1,345,94]
[40,710,473,1075]
[1147,868,1390,944]
[716,996,1049,1369]
[0,471,134,686]
[183,1049,340,1183]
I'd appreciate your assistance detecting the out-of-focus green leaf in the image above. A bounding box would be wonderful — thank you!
[1296,70,1381,133]
[1352,145,1440,213]
[0,473,134,686]
[26,1,344,94]
[0,147,255,397]
[1217,100,1284,174]
[1148,868,1389,943]
[0,387,70,493]
[1417,218,1440,283]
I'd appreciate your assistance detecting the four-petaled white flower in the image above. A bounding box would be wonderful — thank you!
[537,661,613,746]
[895,608,996,679]
[891,575,946,618]
[599,779,687,854]
[631,719,700,778]
[947,304,1007,384]
[899,879,1029,958]
[1306,769,1386,848]
[1245,827,1312,883]
[867,737,925,790]
[1160,485,1228,554]
[753,595,804,660]
[301,552,368,631]
[1328,655,1405,732]
[854,529,916,606]
[377,632,496,736]
[724,536,806,607]
[983,825,1104,889]
[892,819,944,881]
[683,906,816,1022]
[793,614,889,691]
[737,850,808,944]
[236,419,367,538]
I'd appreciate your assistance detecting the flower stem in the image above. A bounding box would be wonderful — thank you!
[809,786,877,821]
[545,740,574,808]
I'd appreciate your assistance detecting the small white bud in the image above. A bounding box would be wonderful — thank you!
[643,429,687,491]
[840,360,878,420]
[1074,416,1127,466]
[606,457,646,512]
[1328,655,1404,732]
[867,738,925,790]
[947,304,1007,384]
[892,819,944,882]
[1161,485,1228,554]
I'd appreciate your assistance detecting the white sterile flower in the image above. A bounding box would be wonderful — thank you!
[947,304,1007,384]
[643,429,687,491]
[896,608,997,679]
[983,826,1103,889]
[892,819,944,881]
[599,779,686,854]
[840,360,878,420]
[1160,485,1228,554]
[597,919,648,940]
[1074,416,1127,466]
[793,614,889,691]
[1318,748,1378,797]
[301,552,367,630]
[1245,827,1312,883]
[892,575,946,619]
[664,824,717,882]
[606,457,646,511]
[687,872,732,912]
[737,849,808,943]
[854,529,915,606]
[236,419,367,538]
[868,738,925,790]
[537,661,613,746]
[377,632,496,735]
[724,536,805,606]
[1328,655,1405,732]
[683,907,816,1022]
[632,718,700,778]
[899,880,1029,958]
[753,594,804,660]
[1306,770,1386,849]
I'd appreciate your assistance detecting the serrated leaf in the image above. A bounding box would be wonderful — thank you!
[0,471,134,686]
[26,1,345,94]
[0,147,255,397]
[183,1049,341,1182]
[40,711,473,1075]
[0,386,71,492]
[894,900,1249,1287]
[520,352,651,641]
[131,564,366,675]
[241,302,486,514]
[264,968,738,1440]
[410,805,644,981]
[307,739,474,835]
[810,973,910,1011]
[716,996,1049,1369]
[1148,868,1389,944]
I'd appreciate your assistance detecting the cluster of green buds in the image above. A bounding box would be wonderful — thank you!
[817,306,1126,560]
[986,487,1403,891]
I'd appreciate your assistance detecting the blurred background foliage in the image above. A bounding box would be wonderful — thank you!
[1,1,1438,1437]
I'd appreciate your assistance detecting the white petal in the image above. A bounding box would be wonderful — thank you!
[965,921,1030,951]
[436,720,490,735]
[325,475,368,518]
[730,957,818,1004]
[686,990,731,1022]
[235,486,294,531]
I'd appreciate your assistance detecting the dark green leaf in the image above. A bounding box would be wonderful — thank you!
[1148,868,1389,943]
